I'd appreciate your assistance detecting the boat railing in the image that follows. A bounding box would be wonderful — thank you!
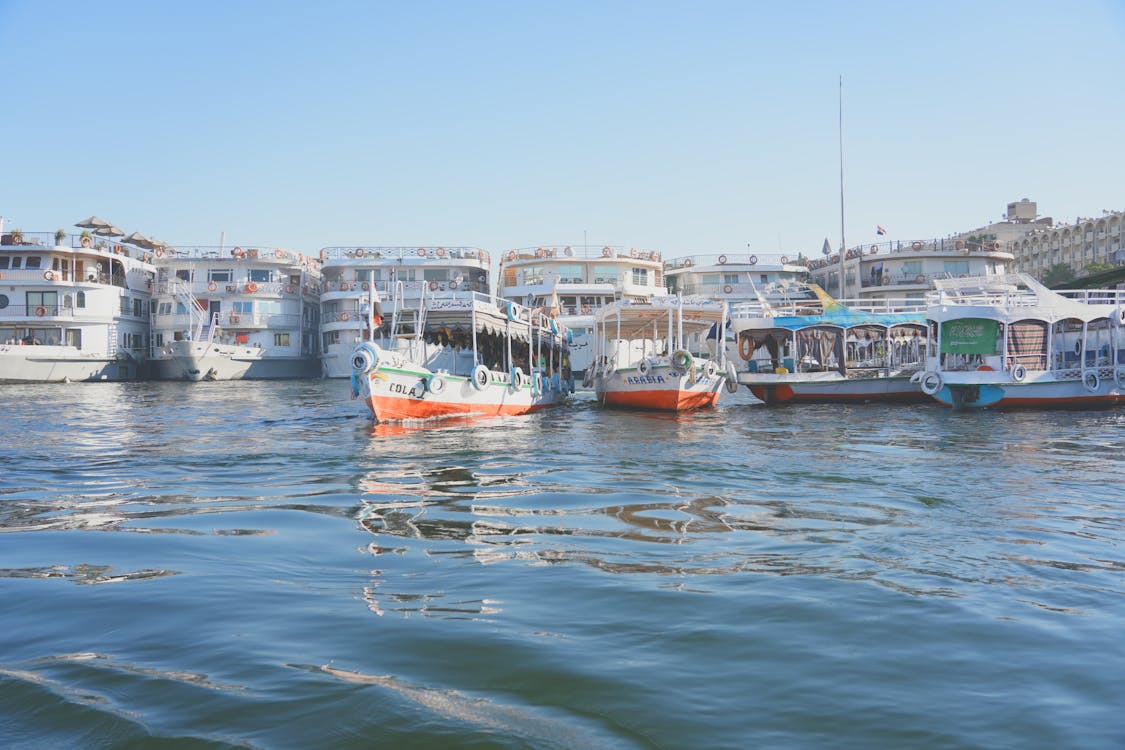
[155,245,312,264]
[665,252,795,270]
[0,302,148,321]
[320,246,490,264]
[503,245,662,263]
[153,311,302,329]
[805,238,1014,271]
[322,278,488,295]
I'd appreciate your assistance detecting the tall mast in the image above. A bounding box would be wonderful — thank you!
[838,75,846,299]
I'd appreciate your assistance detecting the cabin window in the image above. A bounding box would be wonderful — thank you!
[423,269,449,281]
[233,301,253,315]
[209,269,232,282]
[943,260,970,276]
[175,269,191,281]
[760,274,769,284]
[249,269,272,283]
[631,267,650,285]
[25,256,42,269]
[26,290,58,315]
[134,299,144,317]
[10,257,22,269]
[901,261,921,275]
[0,257,8,269]
[274,333,291,346]
[155,333,165,347]
[120,297,130,315]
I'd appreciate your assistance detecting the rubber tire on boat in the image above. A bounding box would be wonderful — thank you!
[919,371,942,396]
[427,374,446,395]
[352,347,376,373]
[1083,372,1100,392]
[471,364,490,391]
[510,367,524,390]
[725,361,739,393]
[1010,364,1027,382]
[672,349,693,370]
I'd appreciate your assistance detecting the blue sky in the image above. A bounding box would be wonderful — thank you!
[2,1,1123,258]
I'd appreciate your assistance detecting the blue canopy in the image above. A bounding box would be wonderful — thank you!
[767,307,925,331]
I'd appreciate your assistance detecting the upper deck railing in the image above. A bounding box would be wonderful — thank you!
[665,252,799,270]
[320,246,490,264]
[806,238,1014,272]
[153,245,312,265]
[503,245,663,264]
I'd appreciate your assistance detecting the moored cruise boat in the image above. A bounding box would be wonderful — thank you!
[0,221,154,382]
[319,245,490,378]
[917,273,1124,409]
[498,245,670,378]
[805,237,1013,303]
[350,287,571,421]
[590,295,734,411]
[150,244,321,380]
[728,283,930,404]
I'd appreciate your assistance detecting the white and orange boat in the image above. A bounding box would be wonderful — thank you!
[590,296,735,411]
[350,285,571,421]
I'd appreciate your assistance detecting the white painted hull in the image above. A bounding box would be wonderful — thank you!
[0,347,141,382]
[152,341,318,381]
[738,371,925,404]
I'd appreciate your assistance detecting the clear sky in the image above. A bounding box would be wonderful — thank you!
[2,0,1123,259]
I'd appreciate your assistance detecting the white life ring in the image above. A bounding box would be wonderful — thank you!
[207,281,218,292]
[532,372,543,395]
[427,374,446,395]
[637,358,650,376]
[1083,372,1100,392]
[723,284,733,294]
[725,361,739,393]
[471,364,490,390]
[429,280,439,291]
[748,254,757,265]
[780,255,789,264]
[602,246,613,258]
[682,258,692,267]
[703,360,717,378]
[43,270,56,281]
[718,254,728,264]
[919,371,943,396]
[80,236,92,248]
[870,245,879,254]
[510,366,524,390]
[1010,364,1027,382]
[911,241,924,250]
[563,246,574,257]
[672,349,693,370]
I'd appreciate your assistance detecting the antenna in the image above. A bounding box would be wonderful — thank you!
[838,75,846,299]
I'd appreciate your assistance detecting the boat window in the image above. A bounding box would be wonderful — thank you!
[0,257,8,269]
[249,269,272,283]
[175,269,191,281]
[631,267,650,285]
[901,261,921,275]
[26,290,58,315]
[209,268,233,282]
[10,257,21,269]
[134,299,144,317]
[723,273,739,285]
[25,256,42,269]
[943,260,970,277]
[233,301,253,314]
[175,302,188,315]
[1006,320,1048,370]
[423,269,449,281]
[759,274,769,285]
[274,332,291,346]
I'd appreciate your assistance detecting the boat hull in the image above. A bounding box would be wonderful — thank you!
[932,370,1124,409]
[359,365,565,421]
[741,373,926,404]
[0,347,141,382]
[152,342,319,381]
[594,366,723,411]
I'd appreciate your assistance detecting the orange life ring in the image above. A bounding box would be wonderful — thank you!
[536,247,547,258]
[80,236,92,248]
[428,280,439,291]
[718,254,728,264]
[602,246,612,257]
[914,274,925,284]
[780,255,789,264]
[233,246,244,258]
[208,281,218,291]
[581,304,591,314]
[911,241,923,250]
[437,247,446,257]
[417,248,426,257]
[35,306,47,317]
[285,284,296,294]
[340,311,350,321]
[246,281,259,293]
[723,284,733,294]
[230,314,241,324]
[870,245,878,254]
[507,250,517,261]
[355,248,365,258]
[738,335,754,361]
[748,254,758,265]
[361,281,370,291]
[683,258,692,267]
[43,270,56,281]
[339,281,350,291]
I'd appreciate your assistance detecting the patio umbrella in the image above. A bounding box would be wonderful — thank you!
[93,224,125,237]
[120,231,156,249]
[75,216,115,230]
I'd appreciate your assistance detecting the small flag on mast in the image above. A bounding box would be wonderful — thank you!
[876,225,887,236]
[821,238,832,256]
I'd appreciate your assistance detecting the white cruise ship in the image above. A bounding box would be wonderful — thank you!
[150,244,322,380]
[0,221,154,382]
[318,245,491,378]
[497,245,670,376]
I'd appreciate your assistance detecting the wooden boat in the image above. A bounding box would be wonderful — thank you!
[351,285,571,421]
[590,296,734,411]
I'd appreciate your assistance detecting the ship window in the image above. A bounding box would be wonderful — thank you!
[274,333,291,346]
[10,257,21,269]
[760,274,768,284]
[902,261,921,275]
[76,292,85,308]
[631,267,649,285]
[0,257,8,269]
[943,260,970,276]
[209,269,232,282]
[233,301,253,314]
[249,269,272,283]
[175,269,191,281]
[26,290,58,314]
[25,256,42,269]
[134,299,144,317]
[723,273,739,285]
[423,269,449,281]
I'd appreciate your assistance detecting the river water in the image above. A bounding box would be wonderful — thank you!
[1,381,1123,749]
